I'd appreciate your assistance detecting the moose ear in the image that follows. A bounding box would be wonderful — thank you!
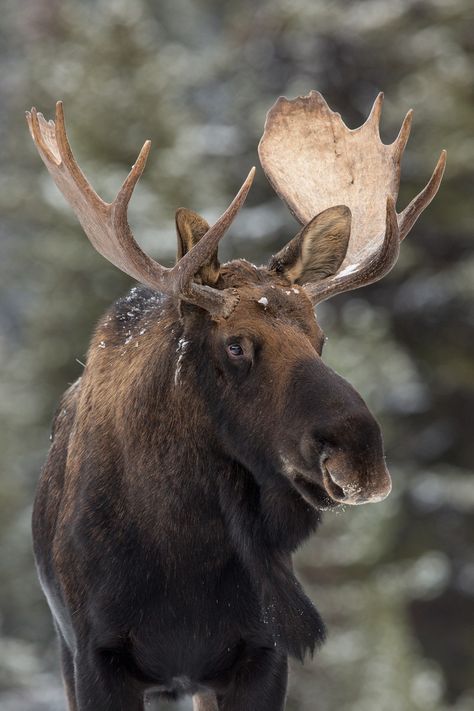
[268,205,351,284]
[175,208,221,286]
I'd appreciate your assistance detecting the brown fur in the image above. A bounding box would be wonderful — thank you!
[33,236,390,711]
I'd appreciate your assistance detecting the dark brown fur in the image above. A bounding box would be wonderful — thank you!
[33,252,390,711]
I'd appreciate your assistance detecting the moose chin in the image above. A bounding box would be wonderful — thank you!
[27,91,445,711]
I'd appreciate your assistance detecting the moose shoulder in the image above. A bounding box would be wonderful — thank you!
[27,92,445,711]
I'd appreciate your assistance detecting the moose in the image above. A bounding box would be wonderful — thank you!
[27,91,445,711]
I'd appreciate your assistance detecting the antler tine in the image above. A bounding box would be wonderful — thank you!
[115,140,152,209]
[27,108,59,166]
[305,196,400,305]
[391,109,413,163]
[27,103,254,316]
[54,101,106,212]
[364,92,384,134]
[105,140,161,280]
[398,150,447,240]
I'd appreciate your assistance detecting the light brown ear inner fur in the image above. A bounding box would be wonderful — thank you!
[269,206,351,285]
[175,208,221,286]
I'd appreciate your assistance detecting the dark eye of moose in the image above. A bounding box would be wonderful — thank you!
[227,343,244,358]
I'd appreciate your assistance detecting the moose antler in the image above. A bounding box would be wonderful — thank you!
[258,91,446,303]
[26,102,255,317]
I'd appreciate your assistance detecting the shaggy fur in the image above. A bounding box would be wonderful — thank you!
[33,250,388,710]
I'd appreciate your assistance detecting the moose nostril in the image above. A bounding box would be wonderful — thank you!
[329,478,346,500]
[322,465,350,502]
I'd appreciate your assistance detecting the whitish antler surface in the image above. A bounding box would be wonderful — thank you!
[259,91,446,300]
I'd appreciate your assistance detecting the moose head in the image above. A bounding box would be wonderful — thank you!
[26,93,444,513]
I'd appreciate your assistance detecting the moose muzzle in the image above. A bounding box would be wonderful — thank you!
[321,450,392,505]
[285,358,392,508]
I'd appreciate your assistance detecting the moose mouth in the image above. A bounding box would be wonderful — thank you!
[291,469,344,511]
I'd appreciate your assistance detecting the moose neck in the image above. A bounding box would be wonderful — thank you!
[60,285,327,661]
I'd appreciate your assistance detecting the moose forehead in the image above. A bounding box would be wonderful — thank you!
[217,260,323,342]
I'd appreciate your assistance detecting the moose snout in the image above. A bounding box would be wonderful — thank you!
[315,404,392,505]
[321,452,392,505]
[289,358,393,507]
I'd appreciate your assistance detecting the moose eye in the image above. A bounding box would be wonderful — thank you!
[227,343,244,358]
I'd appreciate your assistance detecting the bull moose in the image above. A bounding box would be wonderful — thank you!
[27,91,445,710]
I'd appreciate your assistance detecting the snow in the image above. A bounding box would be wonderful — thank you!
[176,337,189,354]
[174,337,190,386]
[257,296,268,307]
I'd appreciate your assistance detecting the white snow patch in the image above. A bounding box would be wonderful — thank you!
[257,296,268,307]
[176,337,189,354]
[174,337,190,386]
[125,286,139,301]
[291,287,300,294]
[98,341,106,349]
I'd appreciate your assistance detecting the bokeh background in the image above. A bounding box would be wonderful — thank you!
[0,0,473,709]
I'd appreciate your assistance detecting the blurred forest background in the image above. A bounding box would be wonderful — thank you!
[0,0,473,709]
